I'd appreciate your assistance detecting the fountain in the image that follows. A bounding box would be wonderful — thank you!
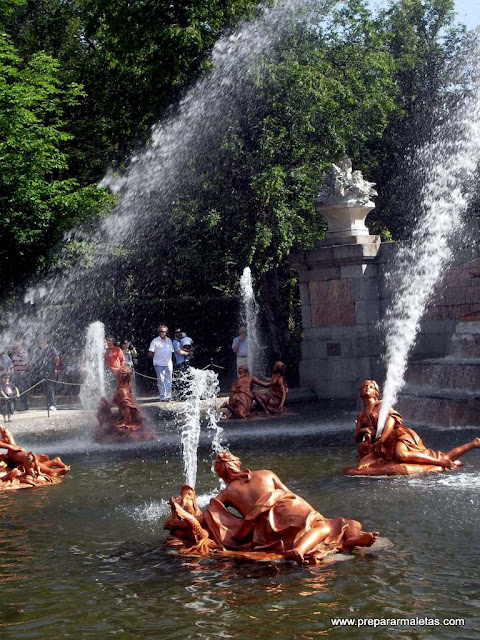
[0,2,479,636]
[239,267,266,376]
[344,379,480,476]
[175,366,220,488]
[164,449,380,564]
[376,42,480,436]
[79,321,106,412]
[95,366,153,443]
[398,308,480,427]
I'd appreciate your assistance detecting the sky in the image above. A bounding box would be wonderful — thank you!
[369,0,480,30]
[454,0,480,29]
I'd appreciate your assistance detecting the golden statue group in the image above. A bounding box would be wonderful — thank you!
[0,426,70,490]
[164,450,379,566]
[220,361,288,419]
[164,379,479,565]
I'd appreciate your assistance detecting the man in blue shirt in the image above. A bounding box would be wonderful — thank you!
[172,328,193,400]
[232,325,248,374]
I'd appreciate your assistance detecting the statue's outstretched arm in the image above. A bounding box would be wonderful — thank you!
[252,377,271,388]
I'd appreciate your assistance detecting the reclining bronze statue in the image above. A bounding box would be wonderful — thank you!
[344,380,480,476]
[0,426,70,489]
[164,450,378,565]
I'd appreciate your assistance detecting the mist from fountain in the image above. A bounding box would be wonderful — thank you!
[175,367,220,488]
[79,321,106,411]
[240,267,266,377]
[1,0,325,353]
[377,39,480,436]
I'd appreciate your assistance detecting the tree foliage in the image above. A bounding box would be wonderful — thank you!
[0,30,115,294]
[5,0,262,182]
[0,0,475,367]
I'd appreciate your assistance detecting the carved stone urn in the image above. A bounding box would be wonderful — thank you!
[316,158,379,245]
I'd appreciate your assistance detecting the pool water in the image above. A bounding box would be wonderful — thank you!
[0,406,478,639]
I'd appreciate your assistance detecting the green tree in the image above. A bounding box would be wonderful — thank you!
[370,0,471,237]
[5,0,263,183]
[117,1,401,362]
[0,31,114,296]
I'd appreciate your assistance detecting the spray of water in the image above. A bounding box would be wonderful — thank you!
[99,0,322,242]
[79,321,106,411]
[1,0,324,349]
[240,267,266,376]
[377,42,480,436]
[175,367,220,487]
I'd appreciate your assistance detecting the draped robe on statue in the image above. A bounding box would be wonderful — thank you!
[202,488,353,562]
[348,401,445,475]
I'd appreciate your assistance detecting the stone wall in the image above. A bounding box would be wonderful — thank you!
[379,244,480,360]
[290,239,480,400]
[290,240,384,399]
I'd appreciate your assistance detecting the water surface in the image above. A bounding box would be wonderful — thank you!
[0,406,478,639]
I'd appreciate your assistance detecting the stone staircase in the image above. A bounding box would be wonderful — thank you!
[397,320,480,427]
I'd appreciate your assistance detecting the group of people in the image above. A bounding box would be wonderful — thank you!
[0,323,265,414]
[102,326,195,403]
[148,325,194,401]
[0,337,61,419]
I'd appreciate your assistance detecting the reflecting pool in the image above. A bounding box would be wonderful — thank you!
[0,406,478,639]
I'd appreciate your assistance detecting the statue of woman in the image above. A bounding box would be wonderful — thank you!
[0,426,70,487]
[220,365,270,419]
[112,366,143,430]
[165,450,378,565]
[347,380,480,475]
[256,361,288,414]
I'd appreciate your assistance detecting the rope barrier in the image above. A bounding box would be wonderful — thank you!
[17,379,46,396]
[10,361,236,397]
[45,378,83,386]
[133,371,159,381]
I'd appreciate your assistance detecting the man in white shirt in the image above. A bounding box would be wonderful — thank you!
[149,325,174,401]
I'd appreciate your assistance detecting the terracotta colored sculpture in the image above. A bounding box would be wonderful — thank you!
[257,361,288,414]
[0,427,70,490]
[95,366,153,443]
[344,380,480,476]
[164,450,379,565]
[220,365,271,419]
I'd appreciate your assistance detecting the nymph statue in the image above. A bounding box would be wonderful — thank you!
[0,426,70,489]
[164,450,378,565]
[96,366,153,442]
[345,380,480,476]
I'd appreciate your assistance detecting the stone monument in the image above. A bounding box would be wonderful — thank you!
[289,158,383,400]
[316,157,378,246]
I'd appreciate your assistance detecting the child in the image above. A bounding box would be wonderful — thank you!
[180,336,194,364]
[0,374,19,422]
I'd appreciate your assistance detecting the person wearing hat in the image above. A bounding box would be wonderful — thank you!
[0,373,19,422]
[172,329,194,400]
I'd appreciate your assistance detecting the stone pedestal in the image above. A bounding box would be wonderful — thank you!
[317,204,376,246]
[289,240,384,399]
